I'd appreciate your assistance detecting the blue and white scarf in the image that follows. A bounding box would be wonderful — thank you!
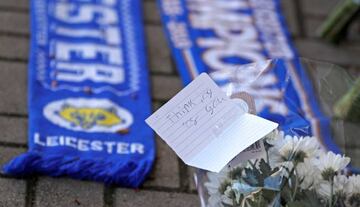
[3,0,155,187]
[158,0,351,171]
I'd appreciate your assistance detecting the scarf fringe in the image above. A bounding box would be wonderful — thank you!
[2,151,153,187]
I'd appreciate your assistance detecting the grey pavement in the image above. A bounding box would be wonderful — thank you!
[0,0,359,206]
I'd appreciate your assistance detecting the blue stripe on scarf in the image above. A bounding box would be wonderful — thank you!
[2,0,155,187]
[157,0,355,171]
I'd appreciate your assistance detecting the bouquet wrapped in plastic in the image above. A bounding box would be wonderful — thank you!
[194,59,360,207]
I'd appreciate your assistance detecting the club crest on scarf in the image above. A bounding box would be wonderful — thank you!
[44,98,133,133]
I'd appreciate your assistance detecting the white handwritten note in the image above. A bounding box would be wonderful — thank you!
[146,73,278,172]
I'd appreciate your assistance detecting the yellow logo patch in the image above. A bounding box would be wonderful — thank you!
[44,98,133,132]
[59,105,122,129]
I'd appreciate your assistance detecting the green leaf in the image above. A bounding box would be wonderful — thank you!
[243,167,263,186]
[259,159,272,177]
[219,179,231,194]
[229,167,243,180]
[280,185,293,202]
[244,189,279,207]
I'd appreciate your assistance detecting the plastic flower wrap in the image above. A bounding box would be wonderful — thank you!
[194,59,360,207]
[202,132,355,207]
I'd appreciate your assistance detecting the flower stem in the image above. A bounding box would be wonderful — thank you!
[330,177,334,207]
[257,190,263,207]
[318,0,360,43]
[334,77,360,122]
[280,164,296,191]
[291,169,299,201]
[265,146,270,164]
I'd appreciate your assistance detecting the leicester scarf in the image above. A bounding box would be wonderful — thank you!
[3,0,155,187]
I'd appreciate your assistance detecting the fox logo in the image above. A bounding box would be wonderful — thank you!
[44,98,133,133]
[58,105,123,129]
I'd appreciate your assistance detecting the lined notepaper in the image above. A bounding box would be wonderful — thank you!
[146,73,278,172]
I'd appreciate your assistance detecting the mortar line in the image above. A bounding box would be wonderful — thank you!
[0,112,28,118]
[144,21,162,26]
[0,56,28,63]
[103,185,115,207]
[0,6,28,13]
[0,31,29,39]
[0,141,27,148]
[293,0,306,38]
[149,71,176,76]
[135,185,198,194]
[0,31,29,38]
[25,177,37,207]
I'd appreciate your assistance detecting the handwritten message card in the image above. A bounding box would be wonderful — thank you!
[146,73,278,172]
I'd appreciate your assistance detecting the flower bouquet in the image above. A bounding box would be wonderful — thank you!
[203,131,359,207]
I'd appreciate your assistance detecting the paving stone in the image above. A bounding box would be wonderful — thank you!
[114,188,199,207]
[0,177,26,207]
[0,0,28,10]
[347,66,360,77]
[280,0,300,36]
[301,0,342,17]
[347,20,360,43]
[34,177,104,207]
[144,1,161,24]
[0,146,26,167]
[295,39,360,66]
[145,25,175,74]
[304,18,323,38]
[151,75,182,100]
[0,61,28,115]
[0,12,29,35]
[344,148,360,169]
[144,137,180,188]
[152,101,163,112]
[0,36,28,60]
[0,116,27,144]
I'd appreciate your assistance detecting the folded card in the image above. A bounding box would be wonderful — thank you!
[146,73,278,172]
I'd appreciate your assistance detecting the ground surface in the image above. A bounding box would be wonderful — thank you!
[0,0,359,206]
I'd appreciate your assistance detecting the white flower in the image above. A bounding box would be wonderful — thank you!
[265,130,284,145]
[221,187,234,206]
[347,175,360,194]
[314,151,350,176]
[275,161,294,178]
[296,158,321,189]
[317,175,349,198]
[204,170,229,207]
[347,175,360,207]
[269,135,321,169]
